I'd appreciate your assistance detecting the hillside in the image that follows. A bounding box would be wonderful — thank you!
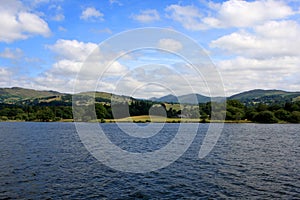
[1,87,300,106]
[0,87,63,104]
[0,87,134,106]
[79,91,133,103]
[229,89,300,105]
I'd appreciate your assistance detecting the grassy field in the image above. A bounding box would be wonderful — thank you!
[55,115,251,123]
[101,115,223,123]
[102,115,253,123]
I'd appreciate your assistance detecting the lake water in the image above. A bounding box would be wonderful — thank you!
[0,122,299,199]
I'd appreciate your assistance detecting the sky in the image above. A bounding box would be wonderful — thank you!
[0,0,300,98]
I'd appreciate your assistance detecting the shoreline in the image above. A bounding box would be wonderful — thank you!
[0,118,294,124]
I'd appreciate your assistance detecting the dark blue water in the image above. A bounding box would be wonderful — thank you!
[0,122,299,199]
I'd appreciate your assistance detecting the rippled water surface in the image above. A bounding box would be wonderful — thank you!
[0,122,299,199]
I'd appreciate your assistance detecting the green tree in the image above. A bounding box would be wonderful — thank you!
[36,107,55,122]
[254,111,278,123]
[256,103,269,112]
[288,111,300,123]
[274,109,290,121]
[226,106,245,120]
[200,113,208,122]
[95,103,108,120]
[227,99,244,109]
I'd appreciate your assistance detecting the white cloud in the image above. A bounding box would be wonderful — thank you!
[216,56,300,95]
[209,18,300,94]
[46,39,98,79]
[19,12,50,34]
[0,67,11,78]
[49,4,64,21]
[158,38,183,52]
[80,7,104,21]
[0,48,23,59]
[211,20,300,59]
[131,9,160,23]
[41,39,129,93]
[44,39,211,96]
[108,62,217,98]
[58,26,67,32]
[165,5,206,30]
[0,0,51,43]
[51,59,82,75]
[109,0,122,6]
[47,39,98,61]
[203,0,294,28]
[166,1,295,30]
[0,67,12,86]
[51,13,64,21]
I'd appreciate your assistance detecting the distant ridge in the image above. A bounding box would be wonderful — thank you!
[0,87,63,104]
[229,89,300,104]
[0,87,132,105]
[151,93,224,104]
[0,87,300,105]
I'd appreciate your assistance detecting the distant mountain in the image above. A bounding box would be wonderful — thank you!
[150,93,224,104]
[150,89,300,105]
[229,89,300,104]
[150,94,178,103]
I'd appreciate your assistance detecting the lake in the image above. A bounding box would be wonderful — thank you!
[0,122,299,199]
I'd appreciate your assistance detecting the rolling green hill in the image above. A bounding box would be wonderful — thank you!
[0,87,63,104]
[229,89,300,105]
[1,87,300,106]
[0,87,133,105]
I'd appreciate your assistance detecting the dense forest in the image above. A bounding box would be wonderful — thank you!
[0,99,300,123]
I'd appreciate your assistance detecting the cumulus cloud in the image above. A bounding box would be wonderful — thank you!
[131,9,160,23]
[202,1,300,94]
[80,7,104,21]
[58,26,67,32]
[0,67,11,78]
[216,56,300,95]
[109,0,122,6]
[112,63,214,98]
[158,38,183,52]
[0,48,23,59]
[51,13,64,21]
[44,39,216,96]
[211,20,300,59]
[165,5,206,30]
[0,0,51,43]
[47,39,98,61]
[46,39,98,77]
[166,0,295,30]
[41,39,129,92]
[0,67,12,86]
[210,18,300,94]
[203,0,294,28]
[49,4,64,21]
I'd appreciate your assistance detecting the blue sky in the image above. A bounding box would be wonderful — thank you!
[1,0,300,98]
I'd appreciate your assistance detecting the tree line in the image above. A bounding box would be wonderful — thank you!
[0,99,300,123]
[204,99,300,123]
